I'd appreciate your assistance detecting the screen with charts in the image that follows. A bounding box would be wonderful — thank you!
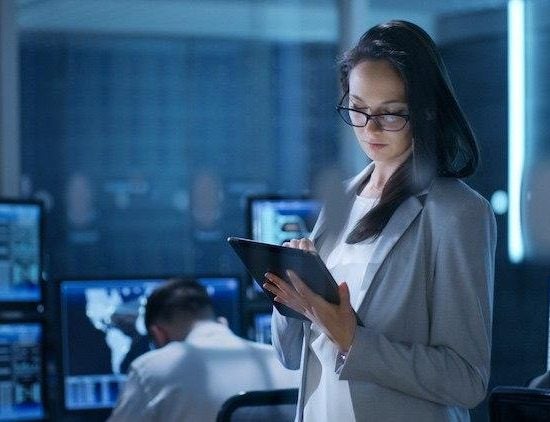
[0,201,42,302]
[0,322,44,421]
[248,196,322,246]
[59,276,241,411]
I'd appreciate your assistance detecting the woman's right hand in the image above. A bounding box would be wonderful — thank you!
[263,246,357,353]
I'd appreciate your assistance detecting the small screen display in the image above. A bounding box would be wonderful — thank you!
[0,323,44,421]
[0,203,42,302]
[248,197,322,292]
[249,198,322,246]
[253,313,272,344]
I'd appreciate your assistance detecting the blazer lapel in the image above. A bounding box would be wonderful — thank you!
[357,194,424,309]
[311,163,426,309]
[313,164,375,261]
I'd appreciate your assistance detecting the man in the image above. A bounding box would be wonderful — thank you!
[107,278,299,422]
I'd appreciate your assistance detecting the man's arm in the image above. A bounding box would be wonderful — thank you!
[107,369,152,422]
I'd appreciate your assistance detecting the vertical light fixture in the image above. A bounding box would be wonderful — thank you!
[508,0,525,264]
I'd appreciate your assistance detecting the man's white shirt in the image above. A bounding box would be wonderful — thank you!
[108,321,299,422]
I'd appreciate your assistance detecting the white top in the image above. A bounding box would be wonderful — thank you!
[303,195,380,422]
[108,321,300,422]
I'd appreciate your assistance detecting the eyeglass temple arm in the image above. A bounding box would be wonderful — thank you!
[338,90,349,106]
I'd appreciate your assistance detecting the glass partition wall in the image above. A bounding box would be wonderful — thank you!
[17,0,340,278]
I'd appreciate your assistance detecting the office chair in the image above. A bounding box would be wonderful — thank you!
[216,388,298,422]
[489,386,550,421]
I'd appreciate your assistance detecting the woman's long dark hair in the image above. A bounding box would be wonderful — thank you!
[340,20,479,244]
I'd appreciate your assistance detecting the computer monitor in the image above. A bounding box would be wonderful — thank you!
[0,200,42,304]
[198,276,241,333]
[247,196,322,293]
[248,196,322,246]
[59,276,241,411]
[0,322,45,421]
[253,312,272,344]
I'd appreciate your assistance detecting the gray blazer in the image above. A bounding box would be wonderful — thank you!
[272,164,497,422]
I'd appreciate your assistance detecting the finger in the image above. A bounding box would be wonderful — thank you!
[282,241,291,247]
[265,272,314,316]
[262,280,279,296]
[266,279,308,313]
[338,281,352,308]
[298,238,314,251]
[289,239,301,249]
[264,273,302,303]
[273,295,310,317]
[263,275,290,294]
[264,272,285,293]
[286,269,314,298]
[264,281,292,304]
[265,272,293,293]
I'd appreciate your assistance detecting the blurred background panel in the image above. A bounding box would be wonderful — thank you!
[17,0,341,278]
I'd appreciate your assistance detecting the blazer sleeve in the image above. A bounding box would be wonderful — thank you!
[271,307,305,370]
[339,194,497,408]
[270,205,327,371]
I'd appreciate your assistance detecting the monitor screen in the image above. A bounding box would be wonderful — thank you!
[0,322,45,421]
[253,312,272,344]
[248,196,322,246]
[59,276,241,410]
[247,196,322,292]
[198,277,240,333]
[0,201,42,302]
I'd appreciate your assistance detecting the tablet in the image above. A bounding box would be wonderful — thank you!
[228,236,363,326]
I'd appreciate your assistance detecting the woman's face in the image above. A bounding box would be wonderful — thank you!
[347,59,413,167]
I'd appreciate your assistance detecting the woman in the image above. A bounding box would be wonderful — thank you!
[264,20,496,421]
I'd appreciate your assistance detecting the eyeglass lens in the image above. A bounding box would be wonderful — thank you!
[339,108,407,131]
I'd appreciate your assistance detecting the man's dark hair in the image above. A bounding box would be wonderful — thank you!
[144,278,215,330]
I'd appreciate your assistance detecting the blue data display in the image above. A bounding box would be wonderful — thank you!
[250,198,321,246]
[0,203,42,302]
[198,277,240,332]
[248,197,322,292]
[60,277,240,410]
[0,323,44,421]
[253,313,272,344]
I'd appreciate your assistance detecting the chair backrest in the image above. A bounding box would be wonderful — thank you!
[216,388,298,422]
[489,386,550,422]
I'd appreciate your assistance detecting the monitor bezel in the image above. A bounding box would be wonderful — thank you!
[54,273,243,416]
[0,198,45,316]
[0,317,48,422]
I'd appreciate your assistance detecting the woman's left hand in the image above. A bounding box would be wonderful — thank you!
[264,270,357,353]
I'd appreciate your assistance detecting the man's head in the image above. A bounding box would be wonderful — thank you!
[145,278,215,348]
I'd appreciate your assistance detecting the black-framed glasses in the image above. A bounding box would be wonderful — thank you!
[335,93,410,132]
[336,105,410,131]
